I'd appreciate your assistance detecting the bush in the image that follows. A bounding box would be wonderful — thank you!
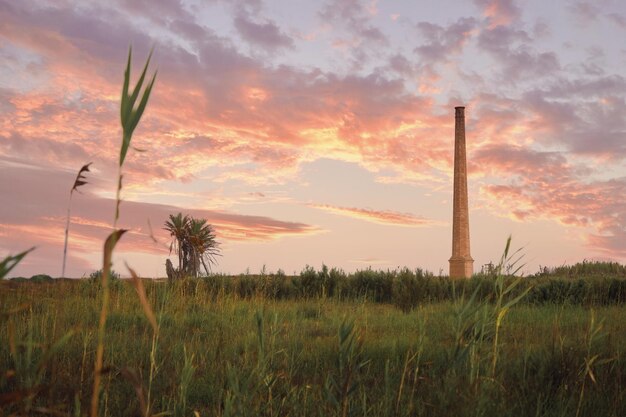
[392,268,441,312]
[349,268,394,302]
[30,274,54,283]
[86,269,124,292]
[236,273,259,298]
[160,263,626,307]
[259,270,295,299]
[535,260,626,279]
[293,264,341,298]
[88,269,121,282]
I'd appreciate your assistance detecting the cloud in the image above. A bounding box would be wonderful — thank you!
[471,144,574,181]
[469,142,626,258]
[606,13,626,29]
[388,54,414,76]
[319,0,388,44]
[482,177,626,258]
[318,0,388,70]
[473,0,522,28]
[414,17,477,63]
[568,1,601,24]
[233,13,294,51]
[349,257,390,265]
[0,161,321,276]
[520,84,626,159]
[0,0,456,191]
[310,204,439,227]
[477,25,560,82]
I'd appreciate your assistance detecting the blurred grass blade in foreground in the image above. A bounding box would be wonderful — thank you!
[0,248,35,279]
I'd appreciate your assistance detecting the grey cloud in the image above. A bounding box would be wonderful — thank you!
[414,18,477,63]
[568,1,601,24]
[477,25,559,82]
[319,0,388,45]
[233,13,294,51]
[541,75,626,99]
[477,25,531,54]
[607,13,626,29]
[521,84,626,158]
[168,19,210,41]
[388,54,414,75]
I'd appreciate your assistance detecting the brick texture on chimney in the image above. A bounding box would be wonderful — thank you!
[449,106,474,278]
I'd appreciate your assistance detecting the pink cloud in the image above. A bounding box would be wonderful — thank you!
[0,162,321,277]
[474,144,626,259]
[310,204,438,227]
[414,17,477,63]
[474,0,522,28]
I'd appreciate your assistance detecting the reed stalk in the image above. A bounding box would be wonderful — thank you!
[90,47,156,417]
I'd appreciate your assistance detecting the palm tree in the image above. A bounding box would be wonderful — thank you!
[187,218,220,277]
[164,213,190,272]
[164,213,220,278]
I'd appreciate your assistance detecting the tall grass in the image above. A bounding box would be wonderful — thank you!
[91,47,156,417]
[2,280,626,416]
[62,162,92,278]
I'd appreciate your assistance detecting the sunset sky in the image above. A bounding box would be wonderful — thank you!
[1,0,625,278]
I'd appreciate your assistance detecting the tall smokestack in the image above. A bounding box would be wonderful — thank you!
[449,106,473,278]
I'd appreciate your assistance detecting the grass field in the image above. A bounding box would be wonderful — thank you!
[2,275,626,416]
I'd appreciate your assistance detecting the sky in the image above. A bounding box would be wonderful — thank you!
[1,0,625,278]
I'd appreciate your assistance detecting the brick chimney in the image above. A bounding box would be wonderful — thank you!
[449,106,474,278]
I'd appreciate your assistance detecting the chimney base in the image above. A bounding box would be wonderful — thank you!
[449,256,474,279]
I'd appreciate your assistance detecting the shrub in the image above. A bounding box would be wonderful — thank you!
[30,274,54,283]
[88,269,121,282]
[392,268,440,312]
[350,268,394,302]
[294,265,323,298]
[259,270,295,299]
[236,274,259,298]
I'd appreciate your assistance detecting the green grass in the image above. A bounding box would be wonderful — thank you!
[2,278,625,416]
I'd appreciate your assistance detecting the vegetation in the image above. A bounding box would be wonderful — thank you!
[164,213,220,278]
[1,274,626,416]
[89,269,121,282]
[62,162,92,278]
[0,248,34,280]
[156,262,625,309]
[89,46,156,417]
